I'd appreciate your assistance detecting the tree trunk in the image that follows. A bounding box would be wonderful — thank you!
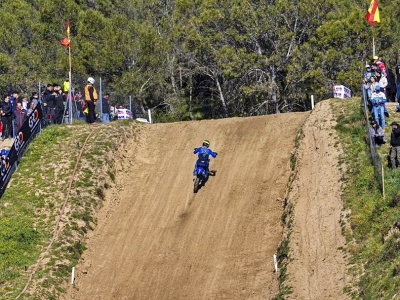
[215,76,228,118]
[189,76,194,120]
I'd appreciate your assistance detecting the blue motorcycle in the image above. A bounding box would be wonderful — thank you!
[193,165,207,193]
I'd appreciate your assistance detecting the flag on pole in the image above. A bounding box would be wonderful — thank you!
[66,19,70,36]
[365,0,380,25]
[60,19,71,49]
[60,37,70,48]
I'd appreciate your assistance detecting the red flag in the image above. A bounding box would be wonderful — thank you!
[60,20,71,49]
[60,37,70,49]
[365,0,380,25]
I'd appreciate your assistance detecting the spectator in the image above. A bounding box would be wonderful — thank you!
[74,90,86,120]
[63,76,70,93]
[102,93,111,123]
[53,83,65,124]
[390,121,400,170]
[26,101,36,118]
[375,55,387,76]
[13,102,26,133]
[21,97,29,110]
[367,76,378,102]
[0,95,13,140]
[386,69,397,102]
[369,120,386,146]
[363,65,373,99]
[30,92,39,107]
[371,84,387,129]
[10,91,18,112]
[84,77,98,124]
[363,64,373,83]
[371,63,379,76]
[43,84,54,122]
[376,71,388,94]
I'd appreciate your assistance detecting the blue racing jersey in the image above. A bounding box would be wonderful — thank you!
[194,146,217,162]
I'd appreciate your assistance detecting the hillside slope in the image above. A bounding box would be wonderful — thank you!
[62,113,308,299]
[286,101,350,299]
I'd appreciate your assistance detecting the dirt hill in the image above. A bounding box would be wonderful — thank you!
[61,101,349,299]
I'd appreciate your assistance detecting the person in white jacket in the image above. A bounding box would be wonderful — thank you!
[376,70,388,93]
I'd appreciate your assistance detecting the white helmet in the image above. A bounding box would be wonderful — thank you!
[87,77,95,84]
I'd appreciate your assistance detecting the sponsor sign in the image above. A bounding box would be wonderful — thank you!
[333,85,352,99]
[117,109,133,119]
[0,105,43,196]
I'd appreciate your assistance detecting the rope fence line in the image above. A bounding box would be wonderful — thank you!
[15,127,97,299]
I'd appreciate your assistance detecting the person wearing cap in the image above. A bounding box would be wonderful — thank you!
[390,121,400,169]
[363,64,373,83]
[101,93,111,123]
[363,65,374,99]
[84,77,98,124]
[371,84,387,129]
[369,120,386,146]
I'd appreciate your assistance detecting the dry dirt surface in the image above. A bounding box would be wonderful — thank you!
[286,100,350,300]
[61,113,309,300]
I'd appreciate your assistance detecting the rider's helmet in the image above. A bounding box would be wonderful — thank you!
[203,140,210,148]
[87,77,95,84]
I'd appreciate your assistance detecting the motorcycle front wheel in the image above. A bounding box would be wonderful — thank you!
[193,177,200,193]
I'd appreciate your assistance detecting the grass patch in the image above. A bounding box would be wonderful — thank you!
[331,98,400,298]
[0,121,139,299]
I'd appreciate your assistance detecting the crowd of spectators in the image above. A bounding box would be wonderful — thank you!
[364,55,400,169]
[363,55,399,131]
[0,81,122,142]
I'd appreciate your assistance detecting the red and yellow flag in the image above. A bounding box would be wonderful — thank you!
[66,19,70,36]
[365,0,380,25]
[60,20,71,49]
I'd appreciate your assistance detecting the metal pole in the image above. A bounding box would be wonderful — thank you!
[372,34,376,57]
[38,82,42,103]
[129,95,132,112]
[148,109,152,123]
[69,71,72,124]
[99,77,103,122]
[311,95,314,110]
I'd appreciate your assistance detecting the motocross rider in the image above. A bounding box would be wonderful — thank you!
[193,140,217,178]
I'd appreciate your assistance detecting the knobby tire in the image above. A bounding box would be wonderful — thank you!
[194,177,200,193]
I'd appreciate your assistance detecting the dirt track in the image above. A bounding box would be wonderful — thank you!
[286,101,349,299]
[62,113,309,300]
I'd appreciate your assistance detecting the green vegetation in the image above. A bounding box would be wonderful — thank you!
[1,0,400,120]
[275,127,305,300]
[0,121,138,299]
[331,98,400,299]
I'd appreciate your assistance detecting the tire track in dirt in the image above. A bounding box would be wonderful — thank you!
[61,113,308,300]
